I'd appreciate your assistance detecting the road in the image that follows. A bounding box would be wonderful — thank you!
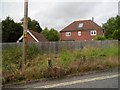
[3,68,119,89]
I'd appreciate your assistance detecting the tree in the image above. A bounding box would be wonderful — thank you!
[41,27,49,39]
[21,17,42,33]
[2,17,23,42]
[102,15,120,39]
[115,15,120,29]
[112,29,120,39]
[48,28,60,41]
[42,27,60,41]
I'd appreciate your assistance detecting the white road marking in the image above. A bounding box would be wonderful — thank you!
[34,74,119,88]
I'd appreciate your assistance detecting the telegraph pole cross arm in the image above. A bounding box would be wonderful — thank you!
[22,0,28,71]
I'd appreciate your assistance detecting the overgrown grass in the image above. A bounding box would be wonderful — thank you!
[2,44,40,71]
[2,46,119,84]
[59,47,118,68]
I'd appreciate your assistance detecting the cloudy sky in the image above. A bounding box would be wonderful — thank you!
[1,0,119,31]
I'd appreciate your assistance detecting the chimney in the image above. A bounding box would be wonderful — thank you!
[92,17,94,22]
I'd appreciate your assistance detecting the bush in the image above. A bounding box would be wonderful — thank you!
[112,29,120,39]
[95,36,106,40]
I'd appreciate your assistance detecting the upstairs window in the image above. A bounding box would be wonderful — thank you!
[78,31,81,36]
[78,23,83,28]
[90,30,97,36]
[66,32,71,36]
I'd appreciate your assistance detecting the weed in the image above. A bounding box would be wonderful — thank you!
[2,46,118,84]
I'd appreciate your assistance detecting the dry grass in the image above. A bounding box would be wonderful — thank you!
[2,46,119,84]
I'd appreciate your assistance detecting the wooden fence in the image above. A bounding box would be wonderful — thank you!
[2,40,118,54]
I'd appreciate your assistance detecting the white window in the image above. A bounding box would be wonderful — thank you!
[78,31,81,36]
[78,23,83,28]
[90,30,97,36]
[66,32,71,36]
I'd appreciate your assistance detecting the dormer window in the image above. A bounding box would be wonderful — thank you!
[78,23,83,28]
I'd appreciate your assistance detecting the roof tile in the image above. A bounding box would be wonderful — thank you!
[60,20,103,32]
[29,30,48,42]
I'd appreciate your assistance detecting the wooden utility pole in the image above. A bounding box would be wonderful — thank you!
[22,0,28,71]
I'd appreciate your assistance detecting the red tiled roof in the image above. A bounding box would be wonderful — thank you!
[29,30,48,42]
[60,20,103,32]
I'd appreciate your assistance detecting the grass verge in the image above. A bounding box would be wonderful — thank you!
[2,46,119,84]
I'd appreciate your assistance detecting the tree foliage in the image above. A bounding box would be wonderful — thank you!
[42,27,60,41]
[41,27,49,39]
[2,16,43,42]
[112,29,120,39]
[2,17,23,42]
[102,15,120,39]
[21,17,42,33]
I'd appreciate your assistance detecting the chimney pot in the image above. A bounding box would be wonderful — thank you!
[92,17,94,21]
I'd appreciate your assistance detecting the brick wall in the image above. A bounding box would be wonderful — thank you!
[60,29,103,41]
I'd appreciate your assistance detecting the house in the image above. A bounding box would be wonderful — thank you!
[17,30,48,43]
[60,19,104,41]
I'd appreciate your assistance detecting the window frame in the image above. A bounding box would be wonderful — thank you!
[90,30,97,36]
[78,31,81,36]
[66,32,71,36]
[78,23,83,28]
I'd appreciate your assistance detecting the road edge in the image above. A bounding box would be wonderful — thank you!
[2,67,119,88]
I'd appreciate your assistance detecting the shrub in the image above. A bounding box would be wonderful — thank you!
[95,36,106,40]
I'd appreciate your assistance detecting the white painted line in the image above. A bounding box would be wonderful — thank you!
[34,74,119,88]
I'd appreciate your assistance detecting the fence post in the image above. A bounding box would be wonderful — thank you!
[48,58,52,68]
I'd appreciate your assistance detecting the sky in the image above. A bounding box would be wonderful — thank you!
[1,0,120,31]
